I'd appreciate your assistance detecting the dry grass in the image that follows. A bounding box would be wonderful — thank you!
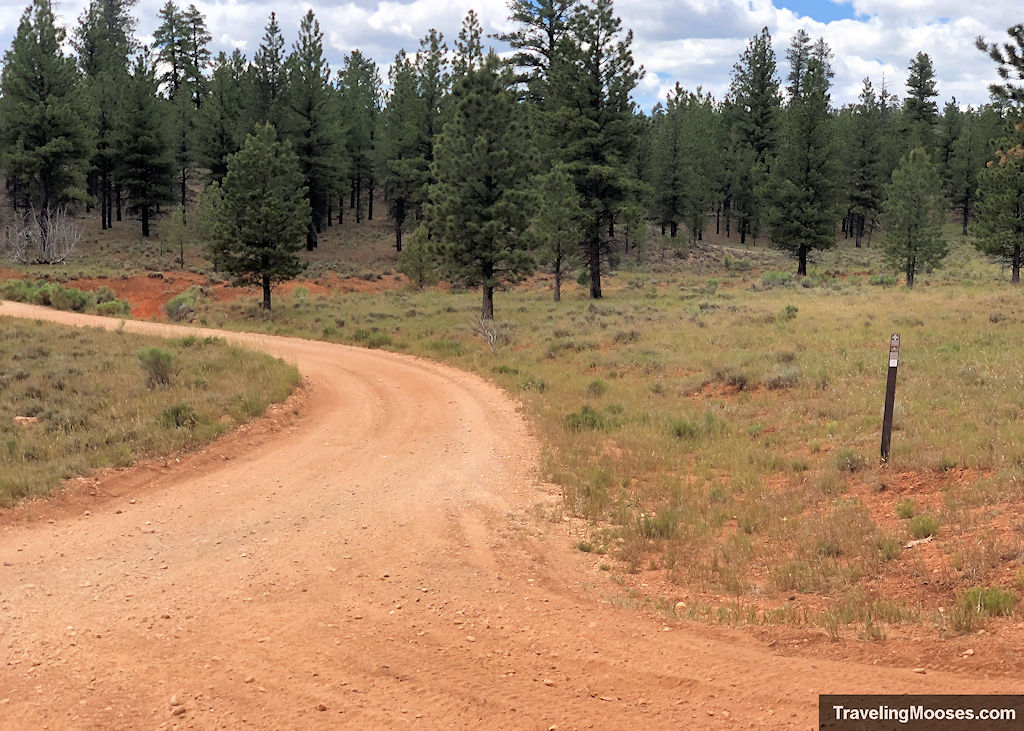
[0,318,299,507]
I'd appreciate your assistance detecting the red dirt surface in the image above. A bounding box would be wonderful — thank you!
[0,268,405,320]
[1,301,1021,729]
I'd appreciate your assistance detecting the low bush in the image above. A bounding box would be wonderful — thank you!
[909,514,939,539]
[138,347,175,388]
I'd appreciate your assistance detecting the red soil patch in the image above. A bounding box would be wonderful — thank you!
[0,268,406,320]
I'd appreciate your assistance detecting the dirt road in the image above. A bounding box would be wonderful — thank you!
[0,301,1016,729]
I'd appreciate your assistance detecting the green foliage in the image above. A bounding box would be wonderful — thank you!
[118,52,175,237]
[0,279,130,315]
[549,0,643,298]
[198,50,247,182]
[895,499,917,519]
[882,148,948,286]
[974,119,1024,283]
[159,402,198,429]
[396,225,438,289]
[908,514,939,539]
[207,124,310,310]
[0,0,92,218]
[903,52,939,154]
[281,10,346,250]
[532,164,581,302]
[138,346,175,387]
[765,53,839,275]
[427,53,535,319]
[165,287,201,321]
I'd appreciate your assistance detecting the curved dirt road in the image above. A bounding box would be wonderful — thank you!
[0,301,1016,729]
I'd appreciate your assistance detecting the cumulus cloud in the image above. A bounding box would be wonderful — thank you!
[0,0,1016,110]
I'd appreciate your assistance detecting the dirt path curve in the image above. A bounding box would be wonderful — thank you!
[0,301,1016,730]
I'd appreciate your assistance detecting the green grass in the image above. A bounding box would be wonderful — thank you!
[6,220,1024,633]
[0,318,299,507]
[1,278,131,315]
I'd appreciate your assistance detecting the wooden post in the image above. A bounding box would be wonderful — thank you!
[880,333,900,462]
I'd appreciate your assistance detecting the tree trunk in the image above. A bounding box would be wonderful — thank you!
[481,284,494,319]
[669,220,677,238]
[141,207,150,238]
[589,239,602,299]
[739,223,746,245]
[368,179,374,220]
[906,256,915,287]
[1013,244,1021,284]
[355,177,362,224]
[350,181,356,209]
[660,222,665,236]
[306,221,317,251]
[100,173,108,230]
[115,185,122,222]
[180,169,187,223]
[961,203,969,236]
[338,194,344,224]
[262,272,272,310]
[326,204,332,227]
[554,269,562,302]
[715,204,721,235]
[797,245,807,276]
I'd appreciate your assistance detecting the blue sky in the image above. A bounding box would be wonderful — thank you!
[0,0,1019,111]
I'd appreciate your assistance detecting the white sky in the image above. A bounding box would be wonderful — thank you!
[1,0,1019,110]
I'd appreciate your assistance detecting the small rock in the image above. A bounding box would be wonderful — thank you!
[316,703,327,712]
[543,679,554,687]
[963,649,975,656]
[169,696,181,707]
[912,667,926,674]
[244,676,254,684]
[466,636,476,642]
[12,416,39,428]
[674,602,686,612]
[171,706,186,716]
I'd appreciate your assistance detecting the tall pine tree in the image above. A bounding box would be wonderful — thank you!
[337,50,381,223]
[427,53,534,319]
[765,53,838,275]
[882,148,947,287]
[0,0,93,253]
[974,119,1024,283]
[549,0,643,298]
[118,51,175,237]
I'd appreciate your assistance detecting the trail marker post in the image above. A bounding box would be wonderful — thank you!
[880,333,900,462]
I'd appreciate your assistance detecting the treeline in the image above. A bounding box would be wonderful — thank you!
[1,0,1023,315]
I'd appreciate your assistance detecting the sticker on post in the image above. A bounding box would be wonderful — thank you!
[888,334,900,368]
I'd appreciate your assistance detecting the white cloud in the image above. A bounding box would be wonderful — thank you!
[0,0,1018,110]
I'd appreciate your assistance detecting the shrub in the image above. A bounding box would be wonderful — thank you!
[895,499,917,519]
[48,284,90,312]
[908,514,939,539]
[637,508,680,539]
[138,347,175,388]
[778,304,798,321]
[868,273,896,287]
[834,448,867,472]
[166,288,201,321]
[764,366,799,390]
[352,329,393,349]
[586,379,607,397]
[669,418,697,440]
[96,299,130,317]
[952,586,1018,633]
[565,405,608,432]
[159,403,198,429]
[760,271,793,288]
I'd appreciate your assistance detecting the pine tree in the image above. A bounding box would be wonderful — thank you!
[181,3,211,108]
[784,28,812,102]
[152,1,186,99]
[0,0,93,248]
[497,0,578,106]
[415,28,450,214]
[427,53,534,319]
[117,52,175,237]
[532,165,580,301]
[337,50,381,223]
[251,12,286,130]
[377,50,427,252]
[725,27,780,244]
[649,86,686,237]
[903,52,939,154]
[976,24,1024,105]
[207,124,310,310]
[549,0,643,298]
[198,50,246,182]
[765,55,839,275]
[452,10,484,79]
[283,10,346,250]
[74,0,136,231]
[844,78,885,246]
[974,119,1024,283]
[948,105,1004,235]
[882,148,947,287]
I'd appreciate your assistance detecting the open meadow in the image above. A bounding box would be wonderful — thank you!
[5,212,1024,651]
